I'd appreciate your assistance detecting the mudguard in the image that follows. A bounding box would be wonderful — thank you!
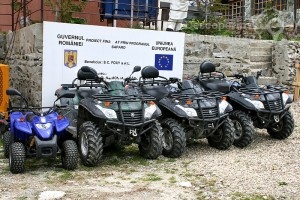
[227,92,257,110]
[79,98,107,119]
[159,98,189,118]
[55,118,70,133]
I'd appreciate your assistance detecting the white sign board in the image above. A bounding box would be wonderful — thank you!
[42,21,185,106]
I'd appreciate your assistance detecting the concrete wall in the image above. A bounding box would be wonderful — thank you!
[2,24,300,106]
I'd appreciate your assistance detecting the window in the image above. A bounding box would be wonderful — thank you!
[254,0,286,15]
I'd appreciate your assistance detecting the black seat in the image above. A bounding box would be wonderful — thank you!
[77,88,101,99]
[77,66,97,80]
[199,79,231,93]
[141,86,169,101]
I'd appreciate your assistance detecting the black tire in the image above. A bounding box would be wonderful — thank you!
[267,111,294,139]
[161,118,186,158]
[78,121,103,167]
[61,140,78,170]
[138,121,163,159]
[3,131,11,158]
[207,118,234,150]
[230,110,255,148]
[9,142,26,174]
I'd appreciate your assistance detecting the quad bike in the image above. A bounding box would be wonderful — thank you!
[4,88,78,173]
[58,66,164,167]
[127,66,234,156]
[196,61,294,147]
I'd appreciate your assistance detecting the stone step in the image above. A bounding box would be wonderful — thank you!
[250,55,272,62]
[250,42,274,49]
[249,68,273,77]
[250,47,272,55]
[257,76,277,85]
[249,62,272,69]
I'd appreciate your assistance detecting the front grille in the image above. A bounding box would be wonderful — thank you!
[117,111,143,124]
[263,99,283,111]
[197,107,219,119]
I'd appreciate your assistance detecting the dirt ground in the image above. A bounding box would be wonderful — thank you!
[0,104,300,200]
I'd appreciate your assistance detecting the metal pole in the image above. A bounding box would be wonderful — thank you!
[294,0,298,35]
[130,0,134,28]
[55,0,59,21]
[23,0,27,27]
[41,0,44,22]
[12,0,15,31]
[113,0,118,27]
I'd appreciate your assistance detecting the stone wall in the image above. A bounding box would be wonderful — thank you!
[184,34,276,85]
[0,33,6,61]
[272,41,300,86]
[5,23,43,106]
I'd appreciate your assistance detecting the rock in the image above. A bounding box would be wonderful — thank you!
[179,181,192,188]
[38,191,65,200]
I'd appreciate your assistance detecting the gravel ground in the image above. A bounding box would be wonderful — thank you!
[0,104,299,200]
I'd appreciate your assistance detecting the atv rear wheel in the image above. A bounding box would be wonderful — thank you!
[79,121,103,166]
[267,111,294,139]
[9,142,26,174]
[61,140,78,170]
[161,118,186,158]
[230,110,255,148]
[207,118,234,150]
[3,131,11,158]
[138,122,163,159]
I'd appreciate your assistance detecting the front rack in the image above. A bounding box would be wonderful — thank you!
[238,85,288,95]
[93,94,156,102]
[171,91,225,101]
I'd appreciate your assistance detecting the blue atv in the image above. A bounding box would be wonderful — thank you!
[5,88,78,173]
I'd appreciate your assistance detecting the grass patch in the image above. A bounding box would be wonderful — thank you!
[169,176,177,184]
[164,168,177,174]
[59,170,74,181]
[278,181,288,186]
[143,173,162,182]
[130,180,137,183]
[232,192,275,200]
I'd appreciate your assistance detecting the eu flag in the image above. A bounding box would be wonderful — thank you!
[155,54,173,71]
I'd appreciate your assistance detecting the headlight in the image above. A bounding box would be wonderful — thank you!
[144,104,157,120]
[95,105,118,119]
[36,123,52,130]
[245,98,265,110]
[175,105,198,117]
[282,93,290,105]
[219,100,229,114]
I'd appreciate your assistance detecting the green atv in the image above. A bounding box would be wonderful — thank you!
[62,66,164,166]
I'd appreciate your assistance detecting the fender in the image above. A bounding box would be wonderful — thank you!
[159,98,189,118]
[14,120,32,135]
[79,98,107,119]
[227,92,257,110]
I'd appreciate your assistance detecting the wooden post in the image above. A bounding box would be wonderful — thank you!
[293,63,300,102]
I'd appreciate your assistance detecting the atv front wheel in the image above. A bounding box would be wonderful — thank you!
[230,110,255,148]
[138,122,163,159]
[79,121,103,166]
[207,118,234,150]
[267,111,294,139]
[61,140,78,170]
[161,118,186,158]
[3,131,11,158]
[9,142,26,174]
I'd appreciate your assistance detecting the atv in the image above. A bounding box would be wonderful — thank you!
[68,66,164,166]
[196,61,294,147]
[5,88,78,173]
[128,66,234,156]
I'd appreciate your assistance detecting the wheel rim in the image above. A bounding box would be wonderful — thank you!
[232,120,243,140]
[162,128,173,151]
[80,131,88,157]
[270,121,283,132]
